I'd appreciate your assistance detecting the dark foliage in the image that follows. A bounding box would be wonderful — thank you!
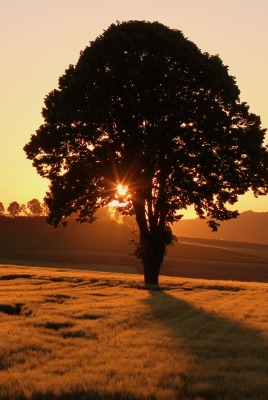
[27,198,43,216]
[0,202,4,215]
[7,201,21,217]
[24,21,268,284]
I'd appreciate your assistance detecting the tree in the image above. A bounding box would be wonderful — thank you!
[0,202,4,215]
[42,201,49,216]
[20,204,29,216]
[27,198,43,216]
[24,21,268,285]
[7,201,21,217]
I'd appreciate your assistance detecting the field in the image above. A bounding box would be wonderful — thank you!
[0,264,268,400]
[0,215,268,283]
[162,237,268,283]
[1,218,268,398]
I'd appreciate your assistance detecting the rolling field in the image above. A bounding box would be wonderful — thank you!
[0,264,268,400]
[0,232,268,284]
[162,237,268,283]
[0,216,267,283]
[1,218,268,398]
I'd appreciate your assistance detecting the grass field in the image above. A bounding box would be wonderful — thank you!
[0,264,267,400]
[162,237,268,283]
[1,217,267,283]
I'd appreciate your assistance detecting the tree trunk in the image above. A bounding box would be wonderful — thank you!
[140,233,165,287]
[143,260,161,286]
[132,197,166,287]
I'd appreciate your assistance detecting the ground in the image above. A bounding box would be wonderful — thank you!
[0,265,267,400]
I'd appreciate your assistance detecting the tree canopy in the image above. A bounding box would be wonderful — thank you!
[0,202,4,216]
[7,201,21,218]
[24,21,268,285]
[27,198,43,216]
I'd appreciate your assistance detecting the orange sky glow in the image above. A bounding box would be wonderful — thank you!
[0,0,267,219]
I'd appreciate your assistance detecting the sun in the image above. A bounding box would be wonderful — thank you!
[117,184,128,197]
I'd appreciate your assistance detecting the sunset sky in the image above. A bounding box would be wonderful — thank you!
[1,0,267,218]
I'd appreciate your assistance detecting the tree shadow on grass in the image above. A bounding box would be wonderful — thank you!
[0,391,157,400]
[144,289,268,400]
[4,391,156,400]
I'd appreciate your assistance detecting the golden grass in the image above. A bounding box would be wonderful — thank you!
[0,264,267,400]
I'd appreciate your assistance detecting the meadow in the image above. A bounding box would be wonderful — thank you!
[0,216,268,283]
[0,264,267,400]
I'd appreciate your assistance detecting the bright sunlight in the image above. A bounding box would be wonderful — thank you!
[117,184,128,197]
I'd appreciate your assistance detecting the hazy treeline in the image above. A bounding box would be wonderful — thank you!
[0,201,133,224]
[1,200,267,245]
[0,199,48,217]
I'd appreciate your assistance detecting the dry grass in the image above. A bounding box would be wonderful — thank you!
[0,264,267,400]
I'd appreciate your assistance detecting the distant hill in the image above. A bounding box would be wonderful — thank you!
[173,211,268,244]
[0,213,267,282]
[0,215,133,267]
[0,211,267,249]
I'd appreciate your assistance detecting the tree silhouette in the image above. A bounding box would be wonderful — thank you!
[0,202,4,216]
[24,21,268,285]
[7,201,21,217]
[27,198,43,216]
[20,204,29,216]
